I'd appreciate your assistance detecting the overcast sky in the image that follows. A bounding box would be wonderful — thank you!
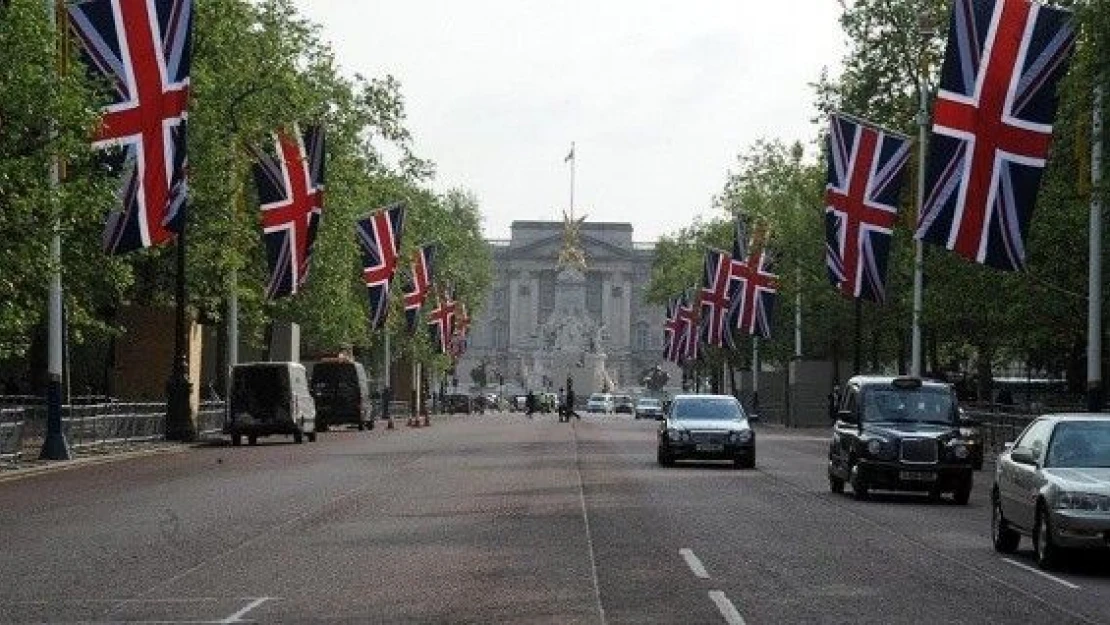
[292,0,846,242]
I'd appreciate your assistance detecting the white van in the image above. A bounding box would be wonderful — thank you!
[587,393,615,414]
[225,362,317,446]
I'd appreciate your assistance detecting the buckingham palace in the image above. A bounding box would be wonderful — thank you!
[455,220,677,395]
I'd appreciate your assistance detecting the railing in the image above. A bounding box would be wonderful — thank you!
[61,402,168,450]
[1,408,25,466]
[197,401,226,440]
[963,406,1037,458]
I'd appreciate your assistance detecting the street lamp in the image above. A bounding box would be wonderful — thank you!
[911,12,935,379]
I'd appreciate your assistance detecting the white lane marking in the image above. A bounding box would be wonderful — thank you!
[1001,558,1081,590]
[571,420,608,625]
[219,597,273,623]
[708,590,746,625]
[679,548,710,579]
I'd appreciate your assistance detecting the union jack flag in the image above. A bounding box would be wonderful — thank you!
[663,297,683,363]
[450,300,470,359]
[915,0,1075,271]
[427,288,456,354]
[729,225,778,339]
[402,244,437,333]
[69,0,193,255]
[356,203,405,330]
[825,113,912,302]
[252,125,326,299]
[676,290,701,363]
[699,248,733,348]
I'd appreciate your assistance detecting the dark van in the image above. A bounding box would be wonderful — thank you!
[309,358,373,431]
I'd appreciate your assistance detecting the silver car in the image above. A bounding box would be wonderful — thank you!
[991,414,1110,569]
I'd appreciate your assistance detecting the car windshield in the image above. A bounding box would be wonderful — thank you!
[637,399,660,407]
[860,388,955,424]
[670,398,744,421]
[1045,421,1110,468]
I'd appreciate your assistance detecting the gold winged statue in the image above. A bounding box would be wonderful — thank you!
[558,210,588,271]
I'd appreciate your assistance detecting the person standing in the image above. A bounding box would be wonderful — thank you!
[525,390,536,418]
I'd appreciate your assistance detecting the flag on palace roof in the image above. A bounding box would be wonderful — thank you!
[825,113,911,303]
[69,0,194,255]
[914,0,1076,271]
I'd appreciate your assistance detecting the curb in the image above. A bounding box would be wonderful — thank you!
[0,445,188,484]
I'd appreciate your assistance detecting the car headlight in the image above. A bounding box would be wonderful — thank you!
[730,430,753,443]
[1055,491,1110,512]
[667,429,687,442]
[951,444,970,459]
[865,439,894,460]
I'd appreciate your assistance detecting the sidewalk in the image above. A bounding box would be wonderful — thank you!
[1,440,190,483]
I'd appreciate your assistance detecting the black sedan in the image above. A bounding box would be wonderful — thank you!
[657,394,756,469]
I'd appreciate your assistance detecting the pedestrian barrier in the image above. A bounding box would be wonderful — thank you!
[0,408,26,466]
[963,407,1036,458]
[61,402,166,450]
[196,401,226,440]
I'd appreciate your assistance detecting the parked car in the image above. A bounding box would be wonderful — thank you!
[587,393,615,414]
[657,394,756,468]
[634,397,665,420]
[444,393,474,414]
[309,358,373,431]
[827,376,975,504]
[225,362,317,446]
[991,414,1110,569]
[613,394,634,414]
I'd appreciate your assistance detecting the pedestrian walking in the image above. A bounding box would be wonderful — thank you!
[525,390,536,418]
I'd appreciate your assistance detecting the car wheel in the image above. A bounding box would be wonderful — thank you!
[1033,505,1062,570]
[357,422,365,431]
[850,464,869,500]
[991,493,1021,553]
[829,470,845,494]
[231,434,242,447]
[952,474,973,505]
[293,429,304,444]
[657,447,674,467]
[736,453,755,469]
[307,431,317,443]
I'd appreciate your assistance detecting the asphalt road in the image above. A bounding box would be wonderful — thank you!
[1,412,1108,624]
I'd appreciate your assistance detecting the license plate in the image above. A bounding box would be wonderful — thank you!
[696,444,723,452]
[900,471,937,481]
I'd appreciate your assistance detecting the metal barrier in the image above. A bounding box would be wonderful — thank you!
[963,408,1036,458]
[62,402,166,450]
[1,408,26,465]
[197,401,226,440]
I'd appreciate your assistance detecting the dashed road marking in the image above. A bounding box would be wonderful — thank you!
[708,590,746,625]
[680,548,710,579]
[1001,558,1081,590]
[219,597,273,623]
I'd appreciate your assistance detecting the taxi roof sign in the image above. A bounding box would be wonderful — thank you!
[891,377,923,389]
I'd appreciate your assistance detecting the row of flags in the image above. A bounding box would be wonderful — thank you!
[66,0,468,357]
[665,0,1077,365]
[825,0,1076,307]
[662,219,779,365]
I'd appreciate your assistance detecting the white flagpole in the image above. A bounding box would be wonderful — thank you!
[752,337,760,417]
[1088,82,1104,411]
[41,0,72,460]
[911,17,933,379]
[568,141,576,217]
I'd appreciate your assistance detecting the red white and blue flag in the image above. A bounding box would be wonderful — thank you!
[357,203,405,330]
[402,244,437,333]
[252,125,326,299]
[729,224,778,339]
[69,0,193,255]
[915,0,1075,271]
[699,248,734,349]
[676,290,701,363]
[663,297,683,363]
[450,300,470,360]
[825,113,912,302]
[427,287,456,355]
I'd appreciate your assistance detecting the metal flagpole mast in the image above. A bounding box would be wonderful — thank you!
[1088,82,1104,412]
[794,268,802,359]
[383,330,392,425]
[752,338,760,418]
[568,141,576,217]
[911,15,933,379]
[40,0,71,460]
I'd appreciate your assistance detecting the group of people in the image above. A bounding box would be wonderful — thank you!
[524,384,580,421]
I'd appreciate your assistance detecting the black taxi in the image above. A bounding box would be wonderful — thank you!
[827,376,976,504]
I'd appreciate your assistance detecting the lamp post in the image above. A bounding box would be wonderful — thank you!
[911,13,935,378]
[1088,82,1104,412]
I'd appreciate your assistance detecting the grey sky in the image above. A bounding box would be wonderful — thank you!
[292,1,846,242]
